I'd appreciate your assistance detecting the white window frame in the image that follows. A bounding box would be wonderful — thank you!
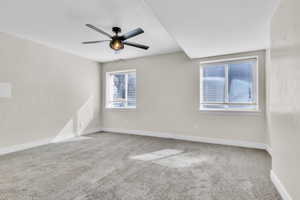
[199,56,259,112]
[106,69,136,109]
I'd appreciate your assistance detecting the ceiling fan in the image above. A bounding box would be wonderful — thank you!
[82,24,149,51]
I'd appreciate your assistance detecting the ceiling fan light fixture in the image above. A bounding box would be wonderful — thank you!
[110,39,124,51]
[83,24,149,51]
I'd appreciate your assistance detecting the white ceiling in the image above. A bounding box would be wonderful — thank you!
[0,0,279,62]
[145,0,280,58]
[0,0,180,62]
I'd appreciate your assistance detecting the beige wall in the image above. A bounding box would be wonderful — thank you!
[0,33,101,148]
[102,50,267,144]
[268,0,300,198]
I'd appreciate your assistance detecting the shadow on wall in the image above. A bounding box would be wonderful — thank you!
[52,95,95,143]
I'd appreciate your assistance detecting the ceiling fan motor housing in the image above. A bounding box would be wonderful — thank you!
[112,27,121,34]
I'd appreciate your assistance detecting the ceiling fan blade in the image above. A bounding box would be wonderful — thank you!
[123,42,149,50]
[86,24,112,38]
[120,28,144,40]
[82,40,110,44]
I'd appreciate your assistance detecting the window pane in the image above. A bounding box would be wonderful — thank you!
[202,65,225,103]
[112,74,126,107]
[228,61,254,103]
[107,71,137,108]
[127,72,136,107]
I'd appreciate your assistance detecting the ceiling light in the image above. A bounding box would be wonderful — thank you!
[110,39,124,51]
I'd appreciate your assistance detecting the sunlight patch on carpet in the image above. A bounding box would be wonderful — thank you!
[153,153,208,168]
[130,149,183,161]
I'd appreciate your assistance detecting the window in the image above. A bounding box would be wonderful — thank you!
[200,57,258,111]
[106,70,136,108]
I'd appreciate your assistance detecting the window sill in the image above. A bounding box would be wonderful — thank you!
[198,108,263,115]
[105,107,136,110]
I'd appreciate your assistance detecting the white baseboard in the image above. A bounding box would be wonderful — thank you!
[0,137,52,156]
[82,127,103,135]
[271,170,293,200]
[0,127,267,156]
[101,128,266,150]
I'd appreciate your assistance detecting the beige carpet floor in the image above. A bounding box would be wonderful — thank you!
[0,132,281,200]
